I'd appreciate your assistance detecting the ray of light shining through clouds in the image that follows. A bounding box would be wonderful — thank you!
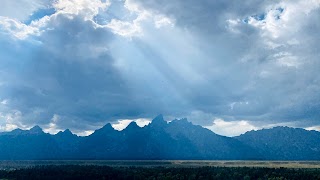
[0,0,320,137]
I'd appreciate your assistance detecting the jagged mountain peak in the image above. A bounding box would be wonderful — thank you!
[57,129,75,136]
[91,123,115,136]
[101,123,113,130]
[124,121,140,131]
[1,116,320,160]
[153,114,164,121]
[150,114,167,128]
[64,129,72,134]
[29,125,44,134]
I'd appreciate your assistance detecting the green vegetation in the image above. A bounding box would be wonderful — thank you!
[0,165,320,180]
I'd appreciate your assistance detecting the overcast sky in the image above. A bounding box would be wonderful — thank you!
[0,0,319,136]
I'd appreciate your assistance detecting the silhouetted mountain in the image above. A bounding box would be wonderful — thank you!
[0,126,60,160]
[79,123,122,159]
[53,129,80,159]
[0,116,319,160]
[163,119,259,159]
[236,126,320,160]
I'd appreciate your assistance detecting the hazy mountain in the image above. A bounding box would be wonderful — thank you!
[236,126,320,160]
[0,116,319,160]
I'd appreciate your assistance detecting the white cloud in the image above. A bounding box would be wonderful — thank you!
[112,118,151,130]
[0,123,18,132]
[0,110,23,132]
[0,16,40,39]
[106,18,143,37]
[154,15,174,28]
[226,19,241,33]
[53,0,110,20]
[135,118,151,127]
[0,0,111,40]
[246,0,320,39]
[205,118,258,137]
[112,119,132,130]
[306,126,320,132]
[76,130,94,136]
[106,0,174,37]
[43,114,63,134]
[0,99,8,105]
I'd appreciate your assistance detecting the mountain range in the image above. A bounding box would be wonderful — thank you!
[0,115,319,160]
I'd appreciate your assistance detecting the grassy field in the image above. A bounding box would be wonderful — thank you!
[1,160,320,170]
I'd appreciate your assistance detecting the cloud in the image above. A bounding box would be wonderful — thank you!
[0,16,41,39]
[112,118,151,130]
[106,18,143,37]
[205,118,258,137]
[127,0,320,123]
[0,0,52,21]
[0,110,23,132]
[306,126,320,132]
[53,0,110,20]
[0,0,320,134]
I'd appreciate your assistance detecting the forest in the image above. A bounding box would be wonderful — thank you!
[1,165,320,180]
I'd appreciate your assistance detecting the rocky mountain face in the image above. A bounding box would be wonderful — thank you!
[0,115,319,160]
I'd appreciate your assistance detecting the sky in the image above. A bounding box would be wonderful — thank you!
[0,0,320,137]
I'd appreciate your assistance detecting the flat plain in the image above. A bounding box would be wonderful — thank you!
[1,160,320,170]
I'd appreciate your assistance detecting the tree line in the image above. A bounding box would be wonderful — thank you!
[1,165,320,179]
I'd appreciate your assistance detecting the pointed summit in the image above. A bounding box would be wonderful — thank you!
[29,125,44,134]
[153,114,164,121]
[149,114,167,128]
[63,129,73,134]
[55,129,77,138]
[124,121,140,131]
[92,123,115,136]
[60,129,75,136]
[100,123,114,131]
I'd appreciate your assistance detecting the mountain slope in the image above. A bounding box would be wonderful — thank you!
[236,126,320,160]
[164,118,259,160]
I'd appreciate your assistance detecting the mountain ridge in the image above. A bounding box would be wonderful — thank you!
[0,116,319,160]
